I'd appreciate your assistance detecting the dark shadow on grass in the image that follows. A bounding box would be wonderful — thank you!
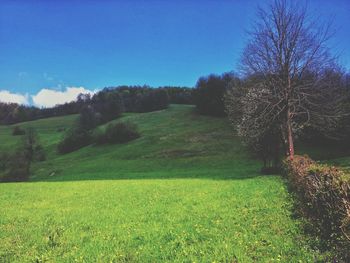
[26,162,268,182]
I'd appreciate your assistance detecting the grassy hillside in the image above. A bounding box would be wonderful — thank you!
[0,105,325,262]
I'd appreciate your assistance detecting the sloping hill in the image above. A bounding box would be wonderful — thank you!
[0,105,324,261]
[1,105,260,181]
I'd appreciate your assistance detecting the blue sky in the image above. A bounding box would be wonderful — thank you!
[0,0,349,107]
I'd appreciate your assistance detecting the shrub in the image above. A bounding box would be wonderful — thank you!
[12,126,25,136]
[57,128,93,154]
[56,127,66,132]
[96,122,140,145]
[2,151,30,182]
[1,129,46,182]
[284,155,350,260]
[34,145,46,161]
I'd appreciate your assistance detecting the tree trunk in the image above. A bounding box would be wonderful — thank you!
[286,76,295,159]
[286,109,294,159]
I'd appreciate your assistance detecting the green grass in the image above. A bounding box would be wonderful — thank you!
[0,105,324,262]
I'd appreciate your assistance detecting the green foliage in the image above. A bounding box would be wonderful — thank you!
[194,72,237,117]
[96,122,140,145]
[134,88,169,113]
[162,86,194,104]
[284,155,350,261]
[1,128,46,182]
[12,126,25,136]
[78,105,100,131]
[118,87,170,113]
[92,91,124,122]
[0,86,172,125]
[22,128,43,162]
[57,128,93,154]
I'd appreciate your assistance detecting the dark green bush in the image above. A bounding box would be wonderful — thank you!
[12,126,25,136]
[96,122,140,145]
[2,151,30,182]
[1,129,46,182]
[57,128,93,154]
[0,152,9,172]
[284,155,350,261]
[56,127,66,132]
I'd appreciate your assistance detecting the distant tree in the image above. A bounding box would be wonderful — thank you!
[92,91,124,122]
[231,0,343,159]
[22,128,46,162]
[77,93,91,105]
[1,128,45,182]
[151,89,169,110]
[195,73,237,117]
[162,87,194,104]
[135,89,169,112]
[78,105,99,131]
[23,128,37,162]
[0,86,175,125]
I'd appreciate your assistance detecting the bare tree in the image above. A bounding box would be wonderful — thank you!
[237,0,343,159]
[225,73,283,169]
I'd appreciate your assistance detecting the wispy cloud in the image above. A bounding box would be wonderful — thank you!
[0,90,29,104]
[18,72,28,79]
[43,72,54,82]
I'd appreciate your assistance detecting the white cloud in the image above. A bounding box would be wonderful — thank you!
[0,90,29,104]
[32,87,96,108]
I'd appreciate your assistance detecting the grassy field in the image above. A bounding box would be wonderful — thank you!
[0,105,326,262]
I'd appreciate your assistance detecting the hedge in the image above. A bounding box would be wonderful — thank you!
[284,155,350,261]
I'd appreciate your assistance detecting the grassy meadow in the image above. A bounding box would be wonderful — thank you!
[0,105,329,262]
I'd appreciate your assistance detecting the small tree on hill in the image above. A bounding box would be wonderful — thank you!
[78,105,99,131]
[2,128,45,181]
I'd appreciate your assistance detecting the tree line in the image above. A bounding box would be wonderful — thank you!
[0,86,194,125]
